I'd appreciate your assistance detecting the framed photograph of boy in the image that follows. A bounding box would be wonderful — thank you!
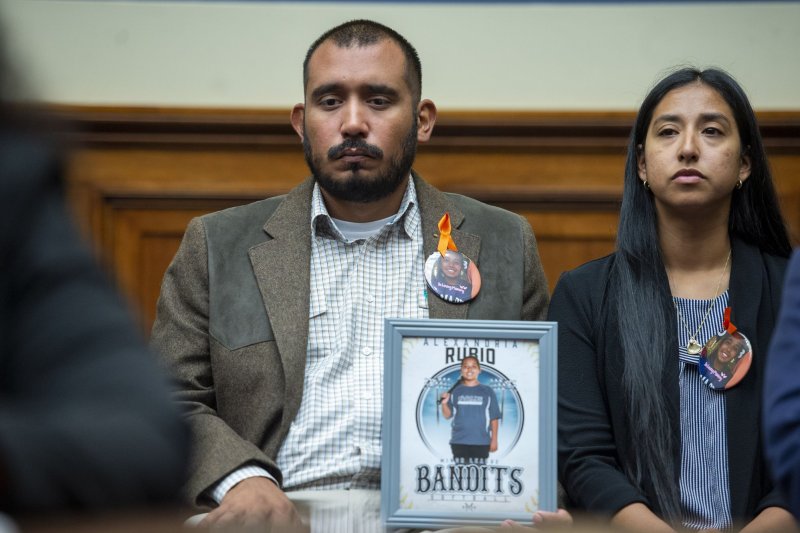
[381,318,558,529]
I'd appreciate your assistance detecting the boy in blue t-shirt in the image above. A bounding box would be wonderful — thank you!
[440,356,501,464]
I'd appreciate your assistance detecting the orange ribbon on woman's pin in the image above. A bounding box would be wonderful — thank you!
[437,213,458,256]
[723,307,738,335]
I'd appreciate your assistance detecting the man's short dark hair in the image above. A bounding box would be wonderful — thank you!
[303,19,422,104]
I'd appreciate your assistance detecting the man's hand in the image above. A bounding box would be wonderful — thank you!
[199,476,305,529]
[440,392,450,402]
[490,437,499,453]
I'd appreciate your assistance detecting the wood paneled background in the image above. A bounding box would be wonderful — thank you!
[48,106,800,333]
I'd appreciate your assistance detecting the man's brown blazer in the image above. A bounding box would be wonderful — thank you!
[151,174,549,506]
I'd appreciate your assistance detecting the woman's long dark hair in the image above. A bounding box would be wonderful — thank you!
[612,67,791,522]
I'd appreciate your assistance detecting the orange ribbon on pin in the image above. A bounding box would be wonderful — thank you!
[437,213,458,256]
[723,307,738,335]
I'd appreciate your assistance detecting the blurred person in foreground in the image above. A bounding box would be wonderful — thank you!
[0,43,188,512]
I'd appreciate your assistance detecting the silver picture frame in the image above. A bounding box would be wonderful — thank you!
[381,318,558,529]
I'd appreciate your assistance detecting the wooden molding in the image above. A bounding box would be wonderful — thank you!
[40,105,800,331]
[32,105,800,152]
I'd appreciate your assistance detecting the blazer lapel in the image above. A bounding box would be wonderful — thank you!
[248,179,314,418]
[416,175,481,320]
[725,239,763,517]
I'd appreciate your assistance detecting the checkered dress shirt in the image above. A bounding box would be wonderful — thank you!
[210,177,430,503]
[275,178,429,490]
[211,178,428,500]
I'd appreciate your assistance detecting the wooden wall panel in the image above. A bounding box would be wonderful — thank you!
[47,106,800,333]
[771,155,800,236]
[522,211,619,288]
[111,209,209,330]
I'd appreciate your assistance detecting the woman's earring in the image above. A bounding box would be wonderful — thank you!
[736,179,743,190]
[643,179,650,190]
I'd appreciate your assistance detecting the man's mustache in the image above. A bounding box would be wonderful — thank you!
[327,139,384,160]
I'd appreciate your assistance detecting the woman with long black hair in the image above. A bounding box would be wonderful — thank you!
[550,68,795,531]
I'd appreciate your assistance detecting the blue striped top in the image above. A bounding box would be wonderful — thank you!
[674,291,732,530]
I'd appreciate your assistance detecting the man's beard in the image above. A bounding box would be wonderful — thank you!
[304,119,418,204]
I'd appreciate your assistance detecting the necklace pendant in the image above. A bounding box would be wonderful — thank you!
[687,339,703,355]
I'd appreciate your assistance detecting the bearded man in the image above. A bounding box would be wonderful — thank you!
[151,19,548,529]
